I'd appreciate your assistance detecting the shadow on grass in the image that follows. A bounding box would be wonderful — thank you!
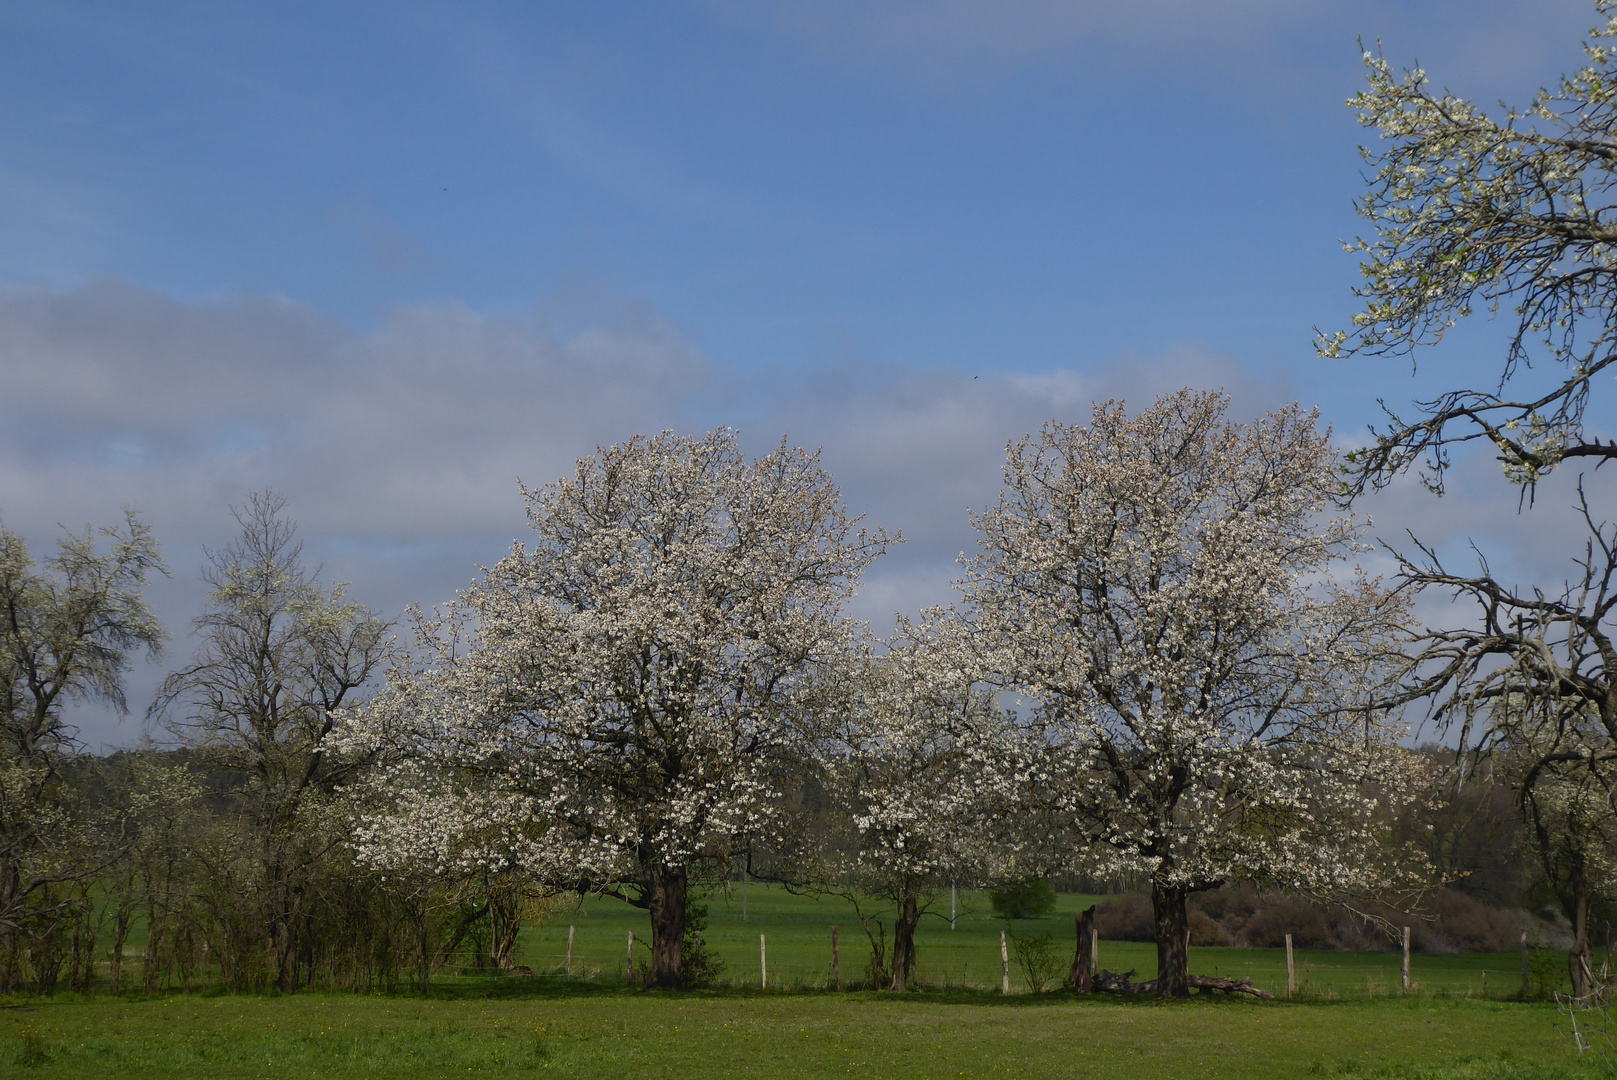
[0,973,1565,1014]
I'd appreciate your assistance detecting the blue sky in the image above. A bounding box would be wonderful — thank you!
[1,0,1609,745]
[4,1,1587,376]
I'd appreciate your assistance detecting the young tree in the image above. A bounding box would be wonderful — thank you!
[343,430,891,988]
[1394,481,1617,997]
[960,390,1424,998]
[1321,2,1617,495]
[149,492,391,990]
[813,629,1021,991]
[0,512,164,989]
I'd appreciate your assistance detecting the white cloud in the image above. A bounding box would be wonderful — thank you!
[0,279,705,537]
[766,343,1296,629]
[10,277,1572,748]
[0,281,707,746]
[706,0,1594,105]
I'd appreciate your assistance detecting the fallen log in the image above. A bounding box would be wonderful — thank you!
[1091,968,1147,994]
[1186,974,1273,999]
[1088,969,1273,999]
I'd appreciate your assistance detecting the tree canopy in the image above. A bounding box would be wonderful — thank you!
[959,390,1424,997]
[1322,2,1617,494]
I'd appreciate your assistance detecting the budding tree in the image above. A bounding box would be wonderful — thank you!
[149,492,392,991]
[342,429,891,988]
[960,390,1425,998]
[0,511,164,989]
[1321,2,1617,494]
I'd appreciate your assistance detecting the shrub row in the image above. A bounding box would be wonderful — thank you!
[1094,886,1568,954]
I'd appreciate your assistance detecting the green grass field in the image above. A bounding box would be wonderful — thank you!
[1,990,1599,1078]
[3,885,1602,1078]
[524,884,1575,1000]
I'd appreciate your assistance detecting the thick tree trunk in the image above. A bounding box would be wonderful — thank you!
[490,891,522,972]
[649,866,688,989]
[1068,905,1095,991]
[1570,888,1596,999]
[1152,882,1190,999]
[889,890,920,991]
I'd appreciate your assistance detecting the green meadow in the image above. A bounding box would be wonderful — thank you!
[4,885,1602,1079]
[528,884,1571,1000]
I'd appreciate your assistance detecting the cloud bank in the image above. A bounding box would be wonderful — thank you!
[707,0,1592,99]
[5,278,1601,747]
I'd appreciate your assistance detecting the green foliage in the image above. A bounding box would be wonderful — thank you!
[14,1024,48,1068]
[1528,949,1565,1001]
[0,511,165,994]
[680,900,725,988]
[1008,932,1058,993]
[990,879,1057,920]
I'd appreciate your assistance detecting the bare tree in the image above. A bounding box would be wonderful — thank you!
[1394,479,1617,997]
[149,492,391,991]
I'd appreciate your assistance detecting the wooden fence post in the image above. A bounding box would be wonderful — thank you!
[1069,906,1095,992]
[831,926,840,991]
[761,934,767,989]
[1520,929,1530,999]
[951,885,957,930]
[626,930,634,982]
[1401,926,1411,993]
[1285,933,1295,998]
[1091,928,1099,976]
[566,925,574,977]
[1001,930,1010,994]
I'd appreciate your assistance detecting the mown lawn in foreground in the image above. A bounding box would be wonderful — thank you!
[0,989,1598,1079]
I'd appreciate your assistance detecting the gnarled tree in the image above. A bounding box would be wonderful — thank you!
[1394,479,1617,998]
[1321,2,1617,495]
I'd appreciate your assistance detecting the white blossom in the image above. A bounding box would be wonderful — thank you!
[334,429,892,988]
[957,390,1430,996]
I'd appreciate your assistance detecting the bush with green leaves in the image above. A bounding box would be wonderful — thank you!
[990,879,1056,920]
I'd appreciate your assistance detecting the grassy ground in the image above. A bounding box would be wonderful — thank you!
[524,884,1574,999]
[12,885,1594,1077]
[1,991,1599,1078]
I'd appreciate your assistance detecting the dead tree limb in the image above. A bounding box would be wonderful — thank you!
[1089,968,1274,999]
